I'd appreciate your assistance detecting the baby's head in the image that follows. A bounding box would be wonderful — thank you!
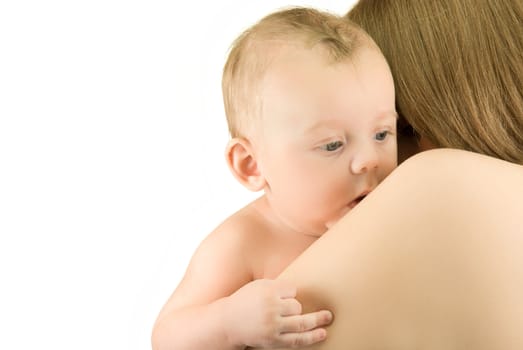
[223,7,369,139]
[223,7,397,235]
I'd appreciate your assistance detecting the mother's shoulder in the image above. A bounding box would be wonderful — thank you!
[371,148,523,209]
[393,148,522,182]
[400,148,521,169]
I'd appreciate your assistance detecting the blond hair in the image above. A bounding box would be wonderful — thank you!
[347,0,523,163]
[222,7,367,138]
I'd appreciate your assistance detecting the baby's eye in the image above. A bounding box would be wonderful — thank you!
[375,130,390,141]
[320,141,344,152]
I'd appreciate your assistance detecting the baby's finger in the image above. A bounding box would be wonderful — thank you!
[278,327,328,347]
[280,298,302,316]
[279,310,333,333]
[274,279,297,299]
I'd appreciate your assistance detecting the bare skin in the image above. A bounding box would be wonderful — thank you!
[152,197,332,350]
[152,42,397,349]
[277,149,523,349]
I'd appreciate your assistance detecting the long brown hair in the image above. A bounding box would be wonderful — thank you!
[347,0,523,163]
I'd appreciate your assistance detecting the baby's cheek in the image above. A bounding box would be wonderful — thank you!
[380,156,398,179]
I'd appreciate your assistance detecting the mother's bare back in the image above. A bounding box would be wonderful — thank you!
[278,149,523,350]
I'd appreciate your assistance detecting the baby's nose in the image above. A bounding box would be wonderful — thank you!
[350,146,379,174]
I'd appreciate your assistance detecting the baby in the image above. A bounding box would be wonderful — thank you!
[152,7,397,349]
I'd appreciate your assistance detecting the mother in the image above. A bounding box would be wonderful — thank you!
[277,1,523,349]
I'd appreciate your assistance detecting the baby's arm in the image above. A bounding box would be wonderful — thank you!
[151,225,332,350]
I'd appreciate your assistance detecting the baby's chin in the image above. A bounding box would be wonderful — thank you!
[324,195,369,230]
[324,209,352,230]
[325,219,339,231]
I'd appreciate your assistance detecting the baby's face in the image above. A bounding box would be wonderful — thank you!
[254,45,397,236]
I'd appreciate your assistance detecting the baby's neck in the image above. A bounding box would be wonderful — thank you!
[245,196,318,280]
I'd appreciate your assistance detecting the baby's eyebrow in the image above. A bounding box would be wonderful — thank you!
[369,111,398,126]
[376,111,398,121]
[301,117,341,133]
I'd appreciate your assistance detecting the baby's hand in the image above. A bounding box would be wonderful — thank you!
[224,279,333,348]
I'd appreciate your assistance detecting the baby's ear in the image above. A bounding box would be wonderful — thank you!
[225,137,266,192]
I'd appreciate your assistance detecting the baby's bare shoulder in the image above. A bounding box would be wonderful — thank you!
[169,203,268,304]
[208,200,274,253]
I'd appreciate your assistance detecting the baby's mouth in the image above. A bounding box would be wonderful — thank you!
[326,193,369,229]
[348,193,369,209]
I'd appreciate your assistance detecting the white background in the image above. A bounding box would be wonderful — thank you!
[0,1,357,349]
